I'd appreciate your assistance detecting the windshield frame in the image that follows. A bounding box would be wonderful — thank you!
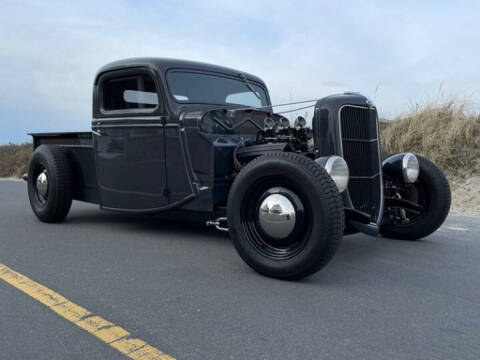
[165,69,270,108]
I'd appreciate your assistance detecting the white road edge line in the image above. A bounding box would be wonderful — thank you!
[444,226,469,231]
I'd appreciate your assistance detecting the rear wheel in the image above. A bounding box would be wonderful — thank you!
[227,152,344,280]
[27,145,74,223]
[381,155,451,240]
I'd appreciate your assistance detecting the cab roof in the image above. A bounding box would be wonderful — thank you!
[95,57,266,86]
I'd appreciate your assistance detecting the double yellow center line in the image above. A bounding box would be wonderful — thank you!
[0,262,175,360]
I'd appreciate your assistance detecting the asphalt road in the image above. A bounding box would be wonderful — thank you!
[1,179,479,360]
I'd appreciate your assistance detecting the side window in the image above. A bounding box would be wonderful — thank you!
[102,74,159,111]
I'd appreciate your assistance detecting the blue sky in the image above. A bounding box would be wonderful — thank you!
[1,0,479,143]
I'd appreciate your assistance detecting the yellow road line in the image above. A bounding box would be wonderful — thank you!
[0,262,175,360]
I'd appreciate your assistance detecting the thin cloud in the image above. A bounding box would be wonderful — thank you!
[1,0,479,142]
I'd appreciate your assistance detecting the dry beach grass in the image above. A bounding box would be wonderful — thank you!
[1,99,479,213]
[381,99,480,176]
[381,98,480,214]
[0,142,31,178]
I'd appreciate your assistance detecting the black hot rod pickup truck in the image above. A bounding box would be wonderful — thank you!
[27,58,451,279]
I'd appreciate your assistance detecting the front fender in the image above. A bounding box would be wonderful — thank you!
[382,153,409,179]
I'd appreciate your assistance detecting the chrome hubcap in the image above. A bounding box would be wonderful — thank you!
[36,170,48,199]
[258,193,296,239]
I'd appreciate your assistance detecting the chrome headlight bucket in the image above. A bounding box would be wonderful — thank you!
[402,153,419,183]
[315,155,349,192]
[382,152,420,183]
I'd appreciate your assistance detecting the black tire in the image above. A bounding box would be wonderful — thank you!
[381,155,451,240]
[27,145,74,223]
[227,152,344,280]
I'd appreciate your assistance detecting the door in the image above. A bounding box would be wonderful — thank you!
[92,69,168,211]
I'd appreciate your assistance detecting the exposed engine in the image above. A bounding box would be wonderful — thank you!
[254,115,312,151]
[200,108,314,168]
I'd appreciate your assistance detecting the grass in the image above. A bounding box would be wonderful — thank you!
[380,99,480,178]
[0,143,32,178]
[1,98,479,180]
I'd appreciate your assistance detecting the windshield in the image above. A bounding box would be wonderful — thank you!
[167,71,269,108]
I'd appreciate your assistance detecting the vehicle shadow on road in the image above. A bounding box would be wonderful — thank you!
[66,207,229,241]
[65,205,419,286]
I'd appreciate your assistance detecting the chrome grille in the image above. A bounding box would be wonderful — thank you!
[340,106,382,222]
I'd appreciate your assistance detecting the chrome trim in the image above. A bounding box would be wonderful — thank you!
[206,217,229,232]
[375,105,385,227]
[258,193,296,239]
[264,117,275,130]
[402,153,419,183]
[337,105,359,208]
[322,155,349,193]
[324,155,345,174]
[36,170,48,198]
[280,117,290,128]
[294,116,306,129]
[338,104,384,227]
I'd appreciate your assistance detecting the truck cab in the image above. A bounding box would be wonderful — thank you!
[33,58,272,213]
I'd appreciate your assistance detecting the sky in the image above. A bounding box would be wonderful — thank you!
[1,0,479,143]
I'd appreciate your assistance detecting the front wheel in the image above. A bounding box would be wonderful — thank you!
[381,155,451,240]
[227,152,345,280]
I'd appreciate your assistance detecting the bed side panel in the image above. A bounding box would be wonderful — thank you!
[30,132,98,204]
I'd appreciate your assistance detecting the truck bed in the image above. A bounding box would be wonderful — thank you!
[29,131,98,204]
[29,131,93,148]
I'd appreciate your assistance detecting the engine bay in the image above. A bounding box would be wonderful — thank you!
[201,108,313,151]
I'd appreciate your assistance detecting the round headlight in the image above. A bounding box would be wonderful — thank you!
[402,153,419,183]
[316,156,349,192]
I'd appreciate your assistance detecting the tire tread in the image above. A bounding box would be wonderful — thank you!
[381,155,451,240]
[228,152,344,279]
[28,145,73,223]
